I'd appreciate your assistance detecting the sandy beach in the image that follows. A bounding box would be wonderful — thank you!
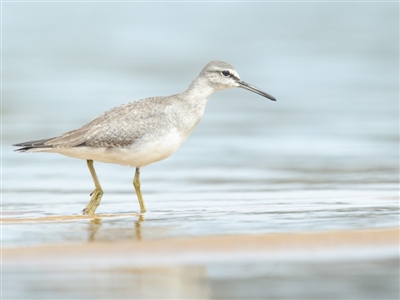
[4,228,399,266]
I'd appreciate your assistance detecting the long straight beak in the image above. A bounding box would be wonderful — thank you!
[237,80,276,101]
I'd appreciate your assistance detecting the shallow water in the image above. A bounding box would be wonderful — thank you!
[2,2,399,299]
[2,189,398,247]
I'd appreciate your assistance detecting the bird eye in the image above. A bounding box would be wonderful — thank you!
[222,70,230,77]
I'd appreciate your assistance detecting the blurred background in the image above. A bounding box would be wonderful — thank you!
[2,1,399,299]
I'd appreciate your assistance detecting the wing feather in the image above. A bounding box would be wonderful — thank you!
[14,96,174,150]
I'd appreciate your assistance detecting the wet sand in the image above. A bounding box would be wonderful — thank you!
[4,228,398,266]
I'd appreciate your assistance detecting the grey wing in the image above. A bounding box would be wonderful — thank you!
[42,126,91,148]
[45,98,169,148]
[13,127,90,150]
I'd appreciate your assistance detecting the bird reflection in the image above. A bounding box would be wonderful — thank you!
[88,217,102,241]
[87,214,144,242]
[135,215,144,241]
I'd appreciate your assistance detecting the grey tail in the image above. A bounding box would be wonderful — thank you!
[13,138,55,152]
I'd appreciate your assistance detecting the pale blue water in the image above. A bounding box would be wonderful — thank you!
[2,2,399,299]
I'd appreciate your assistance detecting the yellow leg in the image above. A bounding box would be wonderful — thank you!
[82,160,103,215]
[133,167,147,213]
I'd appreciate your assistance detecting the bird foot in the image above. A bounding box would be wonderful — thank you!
[82,188,104,215]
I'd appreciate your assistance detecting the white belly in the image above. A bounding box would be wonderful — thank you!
[36,129,186,167]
